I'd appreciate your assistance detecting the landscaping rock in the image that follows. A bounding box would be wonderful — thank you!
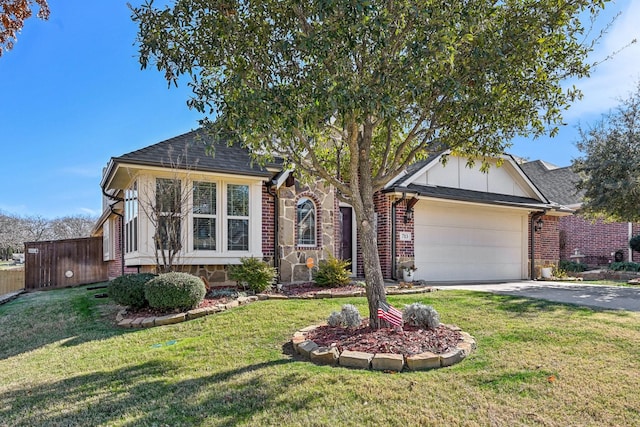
[339,350,374,369]
[372,353,404,371]
[298,340,319,357]
[131,317,146,328]
[314,290,332,299]
[186,307,210,320]
[117,318,134,328]
[459,332,477,350]
[155,313,186,326]
[141,317,155,328]
[406,351,441,371]
[225,300,240,310]
[440,348,465,367]
[310,346,340,365]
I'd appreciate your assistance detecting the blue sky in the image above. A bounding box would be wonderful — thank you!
[1,1,639,219]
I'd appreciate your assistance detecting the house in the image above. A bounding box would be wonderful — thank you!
[520,160,640,267]
[93,130,571,284]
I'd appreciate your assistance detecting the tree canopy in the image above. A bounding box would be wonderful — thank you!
[573,82,640,222]
[0,0,49,57]
[131,0,608,328]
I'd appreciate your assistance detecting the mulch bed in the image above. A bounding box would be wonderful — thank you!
[278,282,366,297]
[305,320,461,356]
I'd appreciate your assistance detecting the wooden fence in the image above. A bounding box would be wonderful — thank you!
[24,237,107,290]
[0,269,25,296]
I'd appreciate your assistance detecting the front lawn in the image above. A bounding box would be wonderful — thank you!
[1,285,639,426]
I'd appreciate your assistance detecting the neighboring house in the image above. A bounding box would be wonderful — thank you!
[93,130,570,284]
[520,160,640,266]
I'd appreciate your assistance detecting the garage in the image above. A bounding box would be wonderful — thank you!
[413,200,529,282]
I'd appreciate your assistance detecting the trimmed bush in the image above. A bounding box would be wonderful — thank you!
[558,260,587,273]
[403,302,440,330]
[327,311,343,327]
[609,262,640,272]
[326,304,362,328]
[313,255,351,288]
[108,273,156,308]
[228,257,276,293]
[144,272,206,310]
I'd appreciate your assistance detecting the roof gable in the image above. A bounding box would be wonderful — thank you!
[388,153,547,202]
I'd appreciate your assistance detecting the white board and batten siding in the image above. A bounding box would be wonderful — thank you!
[406,155,537,282]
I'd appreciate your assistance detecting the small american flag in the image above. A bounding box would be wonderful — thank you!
[377,301,403,328]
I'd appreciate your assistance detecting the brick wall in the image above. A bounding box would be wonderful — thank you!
[530,214,560,264]
[106,215,139,279]
[261,184,276,259]
[374,192,392,278]
[559,215,640,265]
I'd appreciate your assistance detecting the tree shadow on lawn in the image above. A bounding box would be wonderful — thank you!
[0,358,311,427]
[0,289,135,360]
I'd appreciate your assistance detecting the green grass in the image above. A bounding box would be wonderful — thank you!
[1,285,640,426]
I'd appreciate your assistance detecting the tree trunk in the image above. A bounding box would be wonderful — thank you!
[351,122,388,329]
[357,212,388,329]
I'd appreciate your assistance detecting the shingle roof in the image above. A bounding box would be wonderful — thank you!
[519,160,583,206]
[112,129,277,178]
[385,183,549,210]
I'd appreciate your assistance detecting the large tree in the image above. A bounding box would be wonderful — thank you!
[0,0,49,57]
[573,82,640,222]
[132,0,607,328]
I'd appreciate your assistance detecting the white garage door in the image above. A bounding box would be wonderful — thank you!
[413,201,527,282]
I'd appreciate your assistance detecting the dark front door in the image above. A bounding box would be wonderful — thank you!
[340,206,353,272]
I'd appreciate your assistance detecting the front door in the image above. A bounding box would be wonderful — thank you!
[340,206,353,273]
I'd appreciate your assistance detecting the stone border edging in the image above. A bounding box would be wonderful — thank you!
[116,295,259,328]
[115,285,436,329]
[256,285,437,301]
[291,324,476,372]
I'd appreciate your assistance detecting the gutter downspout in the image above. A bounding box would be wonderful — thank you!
[629,222,633,262]
[266,181,280,281]
[391,193,407,281]
[530,210,547,280]
[102,188,125,277]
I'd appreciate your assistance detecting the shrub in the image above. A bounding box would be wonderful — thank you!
[558,260,587,273]
[326,304,362,328]
[209,288,239,299]
[340,304,361,328]
[403,302,440,330]
[144,272,206,310]
[313,255,351,288]
[228,257,276,293]
[609,262,640,272]
[630,235,640,253]
[107,273,156,308]
[327,311,343,327]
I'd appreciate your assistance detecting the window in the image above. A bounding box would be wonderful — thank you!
[227,184,249,251]
[297,198,316,246]
[156,178,181,250]
[193,182,216,250]
[124,182,138,253]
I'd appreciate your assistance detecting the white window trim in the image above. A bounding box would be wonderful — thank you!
[296,197,317,247]
[125,174,263,266]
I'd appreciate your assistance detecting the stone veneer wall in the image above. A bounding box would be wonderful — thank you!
[277,181,337,282]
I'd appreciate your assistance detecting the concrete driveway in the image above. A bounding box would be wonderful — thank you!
[435,280,640,312]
